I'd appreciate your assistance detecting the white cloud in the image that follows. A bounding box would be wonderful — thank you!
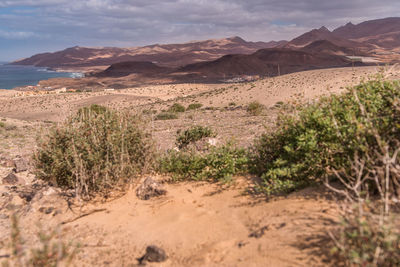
[0,29,35,39]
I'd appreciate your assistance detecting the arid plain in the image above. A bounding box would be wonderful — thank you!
[1,65,399,266]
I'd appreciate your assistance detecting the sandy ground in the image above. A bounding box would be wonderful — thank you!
[0,65,399,266]
[0,177,337,267]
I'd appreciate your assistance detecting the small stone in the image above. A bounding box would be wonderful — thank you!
[18,190,36,202]
[39,207,55,214]
[138,245,167,264]
[3,173,21,185]
[136,177,167,200]
[13,158,28,173]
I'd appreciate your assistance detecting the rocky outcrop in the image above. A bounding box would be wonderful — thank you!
[136,177,167,200]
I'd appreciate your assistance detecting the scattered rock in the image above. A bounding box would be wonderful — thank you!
[13,158,28,173]
[2,172,25,185]
[249,225,269,238]
[39,206,55,214]
[2,173,19,185]
[138,245,167,264]
[238,241,249,248]
[17,188,37,202]
[136,177,167,200]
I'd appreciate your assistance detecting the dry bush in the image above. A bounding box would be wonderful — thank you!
[34,105,154,199]
[325,102,400,266]
[246,101,264,116]
[2,214,79,267]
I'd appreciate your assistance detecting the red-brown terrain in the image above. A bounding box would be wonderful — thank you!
[332,17,400,48]
[171,48,353,82]
[13,37,286,71]
[10,17,400,91]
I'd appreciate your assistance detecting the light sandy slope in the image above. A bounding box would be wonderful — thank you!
[1,66,398,123]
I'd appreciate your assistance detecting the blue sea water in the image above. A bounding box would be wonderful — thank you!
[0,62,83,89]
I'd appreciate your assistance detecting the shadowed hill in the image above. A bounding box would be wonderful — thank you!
[300,40,359,56]
[94,61,172,78]
[173,48,353,82]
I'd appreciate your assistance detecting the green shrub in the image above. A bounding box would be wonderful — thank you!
[176,125,215,149]
[246,101,264,116]
[34,105,154,198]
[250,79,400,194]
[155,112,178,120]
[159,143,249,182]
[187,103,203,110]
[0,122,5,128]
[168,103,185,113]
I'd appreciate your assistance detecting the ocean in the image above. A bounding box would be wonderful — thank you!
[0,62,83,90]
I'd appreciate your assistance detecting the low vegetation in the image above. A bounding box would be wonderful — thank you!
[246,101,264,116]
[251,79,400,194]
[159,143,248,182]
[246,76,400,265]
[155,112,178,120]
[34,105,154,198]
[168,103,186,113]
[175,125,215,149]
[187,103,203,110]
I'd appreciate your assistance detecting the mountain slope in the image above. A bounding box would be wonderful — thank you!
[12,37,282,70]
[284,26,364,49]
[300,40,357,55]
[174,48,353,81]
[333,17,400,39]
[333,17,400,49]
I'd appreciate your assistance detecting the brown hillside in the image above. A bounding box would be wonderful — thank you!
[94,61,171,78]
[12,37,282,70]
[332,17,400,49]
[285,26,365,49]
[301,40,358,55]
[333,17,400,39]
[174,48,353,81]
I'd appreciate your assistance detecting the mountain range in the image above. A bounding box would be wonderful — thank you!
[12,17,400,85]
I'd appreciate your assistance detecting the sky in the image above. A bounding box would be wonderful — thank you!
[0,0,400,61]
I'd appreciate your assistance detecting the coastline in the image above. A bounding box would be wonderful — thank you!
[0,64,84,90]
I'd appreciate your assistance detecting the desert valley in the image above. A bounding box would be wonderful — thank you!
[1,16,400,266]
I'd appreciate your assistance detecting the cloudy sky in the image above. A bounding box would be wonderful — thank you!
[0,0,400,61]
